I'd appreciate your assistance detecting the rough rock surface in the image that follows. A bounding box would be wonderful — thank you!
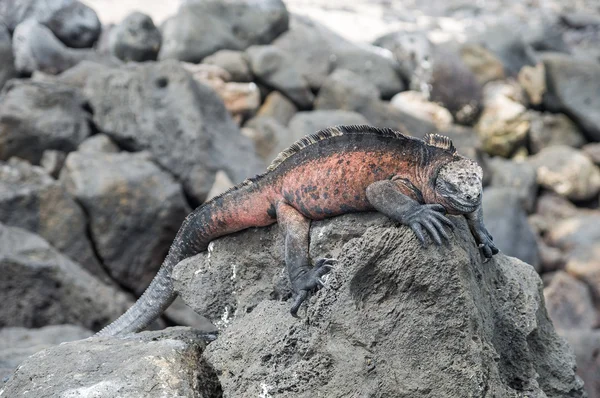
[57,60,264,204]
[0,158,108,281]
[543,54,600,141]
[0,223,131,330]
[60,150,190,295]
[0,0,101,48]
[159,0,289,63]
[0,79,91,164]
[107,12,162,62]
[482,187,540,269]
[527,146,600,202]
[0,327,222,397]
[0,325,92,382]
[174,213,584,397]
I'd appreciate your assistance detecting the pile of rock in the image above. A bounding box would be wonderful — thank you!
[0,0,599,396]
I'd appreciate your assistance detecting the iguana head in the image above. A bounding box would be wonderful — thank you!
[435,158,483,214]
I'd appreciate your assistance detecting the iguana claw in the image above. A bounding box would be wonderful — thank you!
[290,257,336,317]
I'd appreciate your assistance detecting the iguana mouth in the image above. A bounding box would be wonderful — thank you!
[445,196,480,213]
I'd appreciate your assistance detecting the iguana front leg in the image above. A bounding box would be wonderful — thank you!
[276,201,335,316]
[465,206,499,260]
[366,179,454,246]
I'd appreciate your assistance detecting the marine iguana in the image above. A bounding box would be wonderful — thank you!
[97,124,498,336]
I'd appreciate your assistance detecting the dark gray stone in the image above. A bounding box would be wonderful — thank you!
[203,50,252,82]
[0,158,109,281]
[57,60,264,204]
[272,14,353,89]
[159,0,289,63]
[331,46,405,99]
[482,187,540,269]
[60,150,190,295]
[287,110,369,143]
[429,46,483,125]
[488,157,538,213]
[12,19,110,75]
[314,68,381,113]
[0,0,101,48]
[0,223,132,330]
[0,24,16,92]
[0,325,92,382]
[246,45,314,108]
[0,79,91,164]
[0,327,222,397]
[543,54,600,142]
[175,213,584,396]
[107,12,161,62]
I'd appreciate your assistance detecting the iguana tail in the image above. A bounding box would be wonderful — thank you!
[95,179,277,336]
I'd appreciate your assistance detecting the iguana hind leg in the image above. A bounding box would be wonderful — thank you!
[276,201,335,316]
[366,179,454,246]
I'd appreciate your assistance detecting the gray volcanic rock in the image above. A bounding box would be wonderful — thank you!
[174,212,584,397]
[488,157,538,213]
[0,325,92,382]
[543,54,600,141]
[543,271,597,331]
[0,158,109,282]
[159,0,289,63]
[107,12,162,62]
[0,0,101,48]
[331,46,405,99]
[246,45,314,108]
[287,110,369,144]
[0,24,16,91]
[0,223,132,330]
[12,19,109,75]
[0,327,222,397]
[57,60,264,204]
[203,50,252,82]
[60,150,190,295]
[0,79,91,164]
[482,187,540,269]
[563,330,600,398]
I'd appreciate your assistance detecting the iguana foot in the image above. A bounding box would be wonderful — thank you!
[406,204,454,246]
[474,225,499,261]
[290,257,336,317]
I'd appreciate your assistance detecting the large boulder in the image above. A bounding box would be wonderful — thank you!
[0,325,92,382]
[246,45,314,108]
[0,158,108,281]
[12,19,108,75]
[56,60,264,204]
[543,54,600,141]
[0,24,16,91]
[0,327,222,397]
[159,0,289,63]
[0,79,91,164]
[0,0,101,48]
[0,223,132,330]
[106,12,162,62]
[173,213,584,397]
[60,150,190,295]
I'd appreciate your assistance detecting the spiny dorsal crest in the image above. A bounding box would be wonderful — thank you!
[424,133,456,154]
[267,125,409,172]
